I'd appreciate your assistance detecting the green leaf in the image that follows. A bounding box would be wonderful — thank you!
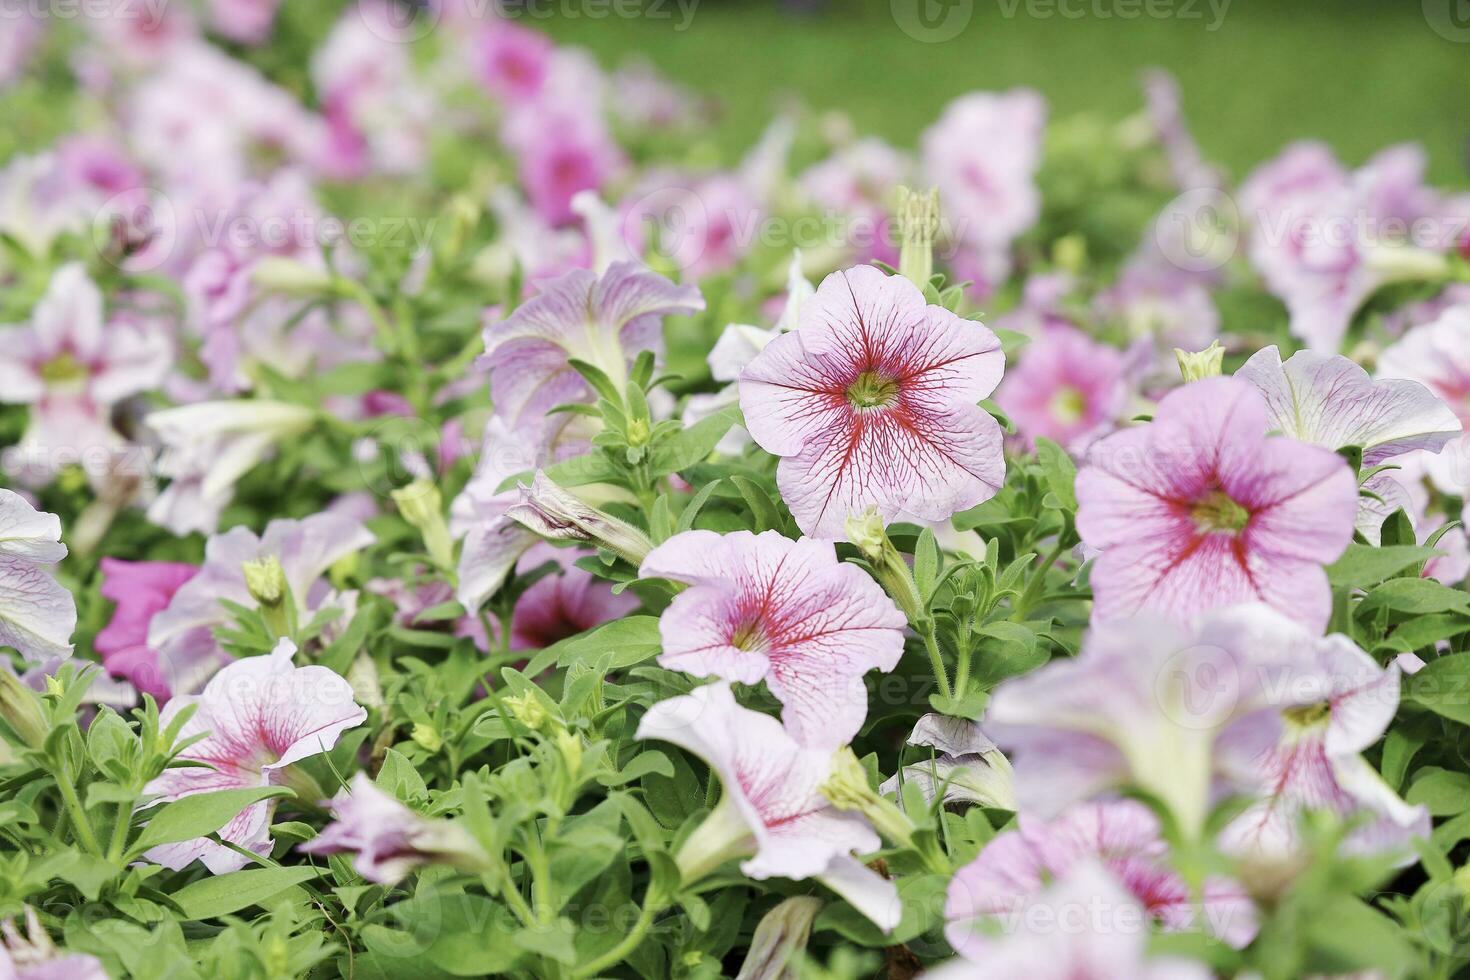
[130,786,292,855]
[648,406,742,476]
[1378,614,1470,653]
[1406,654,1470,725]
[1034,438,1078,511]
[550,616,663,669]
[1361,578,1470,615]
[913,527,939,600]
[1326,544,1440,589]
[729,475,783,533]
[171,867,320,920]
[675,479,723,533]
[1408,767,1470,816]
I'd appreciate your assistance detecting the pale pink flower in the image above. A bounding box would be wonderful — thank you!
[636,682,900,931]
[609,58,704,133]
[1141,69,1224,192]
[797,138,911,267]
[1076,377,1357,630]
[925,862,1210,980]
[95,559,200,702]
[946,800,1256,958]
[996,324,1129,454]
[148,513,375,696]
[739,265,1006,538]
[504,106,623,228]
[473,20,554,102]
[921,89,1047,263]
[209,0,282,44]
[0,909,107,980]
[141,639,366,874]
[300,773,486,884]
[0,490,76,663]
[0,9,44,88]
[0,264,170,481]
[986,604,1321,835]
[479,261,703,431]
[1377,304,1470,495]
[1220,633,1428,866]
[639,530,905,749]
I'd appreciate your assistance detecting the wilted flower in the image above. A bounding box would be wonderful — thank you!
[639,530,905,749]
[141,639,366,874]
[946,800,1256,958]
[636,682,899,931]
[925,862,1211,980]
[879,713,1014,810]
[986,604,1321,836]
[300,773,489,884]
[148,513,374,696]
[740,264,1006,538]
[1076,377,1357,630]
[995,325,1129,454]
[94,560,199,702]
[0,490,76,663]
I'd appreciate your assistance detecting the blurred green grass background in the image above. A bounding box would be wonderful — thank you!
[541,0,1469,185]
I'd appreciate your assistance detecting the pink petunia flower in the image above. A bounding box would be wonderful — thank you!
[148,513,375,696]
[479,260,704,431]
[638,530,905,749]
[739,264,1006,538]
[946,799,1257,958]
[1219,632,1428,870]
[504,107,623,228]
[1076,377,1357,630]
[995,324,1129,454]
[299,773,488,884]
[208,0,282,44]
[141,639,366,874]
[95,559,200,702]
[925,862,1211,980]
[986,604,1323,836]
[1377,304,1470,495]
[636,682,899,931]
[511,543,639,650]
[0,264,170,483]
[473,20,554,102]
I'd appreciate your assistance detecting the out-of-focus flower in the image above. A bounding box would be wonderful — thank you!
[879,713,1014,809]
[636,682,899,931]
[146,400,318,536]
[208,0,282,44]
[141,639,366,874]
[94,559,199,702]
[927,862,1211,980]
[504,106,623,228]
[740,264,1005,538]
[986,604,1321,836]
[798,138,912,268]
[1076,377,1357,630]
[473,19,554,102]
[946,800,1256,957]
[1377,304,1470,495]
[510,543,638,650]
[1141,69,1225,191]
[0,491,75,663]
[609,58,705,134]
[300,773,489,883]
[147,513,374,696]
[921,89,1047,291]
[0,264,170,483]
[734,896,824,980]
[0,10,44,89]
[1220,632,1428,870]
[479,260,703,430]
[0,908,108,980]
[639,530,905,749]
[996,325,1129,453]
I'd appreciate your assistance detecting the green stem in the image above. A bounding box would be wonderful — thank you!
[922,625,953,701]
[1012,530,1069,621]
[107,799,134,861]
[572,896,659,979]
[56,762,103,856]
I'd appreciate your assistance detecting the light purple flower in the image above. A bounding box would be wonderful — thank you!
[639,530,905,749]
[0,490,76,663]
[141,639,366,874]
[479,261,704,431]
[1076,377,1357,630]
[1220,633,1428,866]
[636,682,899,931]
[996,324,1129,454]
[946,800,1256,958]
[925,862,1210,980]
[0,9,44,88]
[1377,304,1470,495]
[986,604,1320,835]
[739,265,1006,538]
[798,138,911,267]
[510,543,639,650]
[300,773,486,884]
[0,908,107,980]
[148,513,374,696]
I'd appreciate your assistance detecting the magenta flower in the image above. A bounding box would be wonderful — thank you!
[946,800,1256,958]
[1220,633,1428,867]
[300,773,487,884]
[141,639,366,874]
[511,543,639,650]
[1076,377,1357,630]
[474,20,553,102]
[995,324,1129,454]
[505,107,623,227]
[987,604,1320,836]
[148,513,375,696]
[479,261,704,432]
[1378,304,1470,495]
[0,490,75,663]
[739,265,1006,538]
[94,559,199,702]
[0,264,170,478]
[636,682,899,931]
[638,530,905,749]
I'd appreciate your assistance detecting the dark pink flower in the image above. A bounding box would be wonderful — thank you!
[94,559,199,702]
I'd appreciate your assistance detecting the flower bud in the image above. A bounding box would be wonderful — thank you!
[1174,340,1224,382]
[242,556,287,608]
[252,257,333,297]
[735,896,823,980]
[819,747,919,852]
[503,692,550,732]
[0,671,47,750]
[508,472,653,569]
[410,722,442,753]
[391,480,455,571]
[896,186,940,290]
[845,508,922,622]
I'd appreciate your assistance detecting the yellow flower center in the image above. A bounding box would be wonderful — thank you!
[847,371,899,410]
[1191,490,1250,535]
[40,352,87,384]
[1049,386,1086,425]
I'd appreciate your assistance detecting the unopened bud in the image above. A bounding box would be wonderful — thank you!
[1175,340,1224,382]
[0,671,47,750]
[896,186,940,290]
[391,480,455,570]
[508,472,653,569]
[242,556,287,608]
